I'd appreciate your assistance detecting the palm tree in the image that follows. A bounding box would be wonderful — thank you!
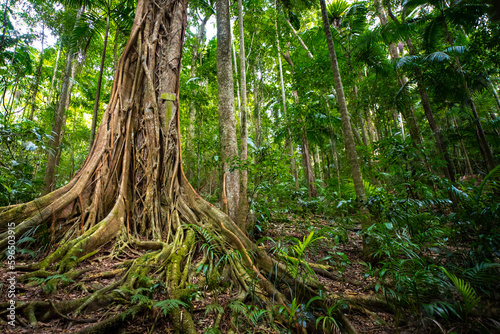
[320,0,365,203]
[384,0,457,182]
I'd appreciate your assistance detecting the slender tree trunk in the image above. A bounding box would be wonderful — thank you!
[43,9,82,195]
[113,26,120,71]
[89,7,111,149]
[275,4,299,191]
[487,77,500,114]
[301,130,318,197]
[320,0,364,202]
[325,97,342,198]
[43,52,73,194]
[237,0,249,229]
[29,23,45,120]
[283,47,317,196]
[48,41,63,103]
[442,19,495,171]
[0,0,9,50]
[375,0,421,144]
[285,18,313,59]
[231,27,241,119]
[405,39,456,182]
[217,0,240,222]
[53,60,79,187]
[384,1,455,181]
[253,61,261,149]
[187,16,209,180]
[314,145,322,182]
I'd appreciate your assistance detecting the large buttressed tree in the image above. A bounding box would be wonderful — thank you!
[0,0,325,332]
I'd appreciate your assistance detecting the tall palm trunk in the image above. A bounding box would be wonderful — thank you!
[442,17,496,171]
[384,0,455,181]
[217,0,240,222]
[374,0,421,144]
[320,0,364,202]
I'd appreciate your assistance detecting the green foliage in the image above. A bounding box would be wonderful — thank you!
[441,267,480,317]
[0,119,51,205]
[154,299,189,316]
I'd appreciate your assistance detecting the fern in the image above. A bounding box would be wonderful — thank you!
[228,300,247,316]
[247,307,267,327]
[205,302,224,315]
[154,299,188,316]
[131,293,152,307]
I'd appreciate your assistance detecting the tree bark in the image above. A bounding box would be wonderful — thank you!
[217,0,240,222]
[237,0,249,229]
[253,61,261,149]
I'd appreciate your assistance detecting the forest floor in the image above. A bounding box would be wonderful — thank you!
[0,213,410,334]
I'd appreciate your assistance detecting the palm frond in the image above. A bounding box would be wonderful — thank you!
[441,267,480,316]
[422,16,445,52]
[477,164,500,201]
[425,51,451,63]
[396,55,421,69]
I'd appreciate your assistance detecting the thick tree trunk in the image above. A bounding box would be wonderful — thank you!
[237,0,249,229]
[217,0,240,222]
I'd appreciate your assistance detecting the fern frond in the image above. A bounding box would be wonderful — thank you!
[154,299,188,316]
[228,300,247,315]
[205,302,224,315]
